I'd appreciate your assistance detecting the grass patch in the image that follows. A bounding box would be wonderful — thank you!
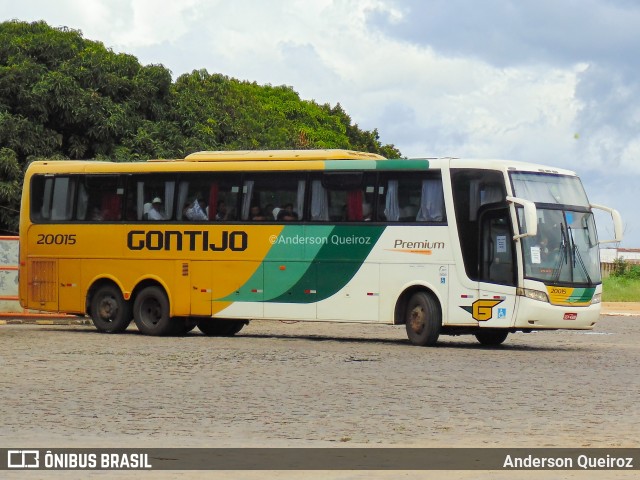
[602,276,640,302]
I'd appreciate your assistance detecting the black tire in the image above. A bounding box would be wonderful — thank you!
[405,291,441,346]
[133,286,173,336]
[197,319,248,336]
[166,317,198,336]
[224,320,247,336]
[475,330,509,346]
[183,317,198,333]
[90,285,131,333]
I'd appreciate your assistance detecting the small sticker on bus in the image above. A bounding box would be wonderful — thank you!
[531,246,541,264]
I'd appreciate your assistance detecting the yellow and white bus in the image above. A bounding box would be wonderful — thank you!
[19,149,622,345]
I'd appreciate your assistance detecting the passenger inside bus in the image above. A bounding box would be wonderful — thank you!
[90,207,104,221]
[184,198,208,221]
[215,200,227,221]
[148,197,166,220]
[250,205,267,221]
[276,203,298,221]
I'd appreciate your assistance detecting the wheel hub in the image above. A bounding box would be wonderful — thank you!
[99,298,117,320]
[408,306,425,334]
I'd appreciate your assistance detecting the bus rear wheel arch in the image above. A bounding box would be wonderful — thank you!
[399,289,442,346]
[89,283,131,333]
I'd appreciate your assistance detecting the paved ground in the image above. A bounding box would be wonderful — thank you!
[1,308,639,479]
[602,301,640,315]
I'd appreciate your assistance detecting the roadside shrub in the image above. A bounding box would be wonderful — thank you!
[611,257,628,277]
[626,264,640,280]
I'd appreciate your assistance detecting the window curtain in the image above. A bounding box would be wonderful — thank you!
[41,178,53,219]
[511,177,557,203]
[177,181,189,220]
[77,183,89,220]
[310,180,329,221]
[384,180,400,221]
[469,180,503,220]
[296,180,305,219]
[511,174,589,206]
[241,180,254,220]
[137,182,145,220]
[480,185,502,205]
[164,181,175,219]
[51,178,73,220]
[101,194,121,220]
[208,183,219,220]
[417,179,444,222]
[347,190,363,221]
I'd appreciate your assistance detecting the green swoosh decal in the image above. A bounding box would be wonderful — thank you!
[270,225,385,303]
[218,225,385,303]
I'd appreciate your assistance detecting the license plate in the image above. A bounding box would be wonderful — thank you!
[563,313,577,320]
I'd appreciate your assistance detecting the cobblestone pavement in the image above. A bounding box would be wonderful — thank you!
[1,315,639,479]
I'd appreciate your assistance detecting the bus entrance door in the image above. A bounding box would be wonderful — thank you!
[477,206,518,327]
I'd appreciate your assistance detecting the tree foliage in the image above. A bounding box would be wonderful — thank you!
[0,20,402,233]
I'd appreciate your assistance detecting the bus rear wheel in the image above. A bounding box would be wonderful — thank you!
[197,319,248,336]
[133,286,173,336]
[405,291,441,346]
[475,330,509,346]
[90,285,131,333]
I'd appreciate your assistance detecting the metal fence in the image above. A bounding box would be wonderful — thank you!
[601,260,640,279]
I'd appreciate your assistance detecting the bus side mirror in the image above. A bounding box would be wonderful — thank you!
[506,196,537,240]
[590,203,623,244]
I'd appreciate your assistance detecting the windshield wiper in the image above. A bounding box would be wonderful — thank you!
[552,224,568,282]
[568,226,593,285]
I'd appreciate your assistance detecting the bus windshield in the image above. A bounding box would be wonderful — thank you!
[511,172,600,285]
[511,172,589,207]
[519,209,601,285]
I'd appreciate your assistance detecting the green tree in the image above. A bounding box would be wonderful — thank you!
[0,20,403,234]
[0,148,21,233]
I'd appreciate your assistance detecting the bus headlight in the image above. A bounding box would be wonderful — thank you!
[517,288,549,303]
[591,293,602,304]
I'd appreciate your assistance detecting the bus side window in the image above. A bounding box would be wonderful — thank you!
[313,172,375,222]
[176,174,241,222]
[126,176,176,221]
[30,176,51,221]
[377,173,445,223]
[31,176,77,222]
[76,175,123,221]
[241,174,305,222]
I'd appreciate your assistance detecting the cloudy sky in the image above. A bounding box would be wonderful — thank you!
[4,0,639,246]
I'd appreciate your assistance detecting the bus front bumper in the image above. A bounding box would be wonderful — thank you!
[513,297,601,330]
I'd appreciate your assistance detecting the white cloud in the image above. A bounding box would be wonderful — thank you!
[114,0,202,48]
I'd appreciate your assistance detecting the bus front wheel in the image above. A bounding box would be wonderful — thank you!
[475,330,509,346]
[405,291,441,346]
[133,286,173,336]
[90,285,131,333]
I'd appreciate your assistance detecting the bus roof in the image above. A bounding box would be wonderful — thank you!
[183,149,386,162]
[23,152,578,177]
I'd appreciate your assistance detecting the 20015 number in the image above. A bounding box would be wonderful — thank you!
[36,234,77,245]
